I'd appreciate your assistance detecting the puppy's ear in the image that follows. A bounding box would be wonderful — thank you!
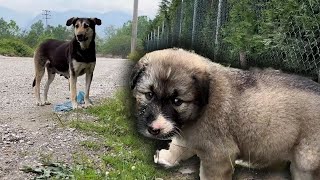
[66,17,78,26]
[91,18,102,25]
[130,62,146,90]
[192,73,210,106]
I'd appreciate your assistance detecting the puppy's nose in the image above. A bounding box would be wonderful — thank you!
[77,34,84,41]
[148,127,160,135]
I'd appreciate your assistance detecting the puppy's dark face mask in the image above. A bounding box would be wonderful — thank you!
[131,58,209,140]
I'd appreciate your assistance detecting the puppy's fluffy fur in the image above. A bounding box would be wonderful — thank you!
[131,48,320,180]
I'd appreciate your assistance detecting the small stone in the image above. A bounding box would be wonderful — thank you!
[27,141,34,145]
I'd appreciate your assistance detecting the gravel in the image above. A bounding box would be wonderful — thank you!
[0,56,133,179]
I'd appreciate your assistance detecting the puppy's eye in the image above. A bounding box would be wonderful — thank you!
[172,98,183,106]
[145,92,153,100]
[84,24,89,28]
[75,24,79,28]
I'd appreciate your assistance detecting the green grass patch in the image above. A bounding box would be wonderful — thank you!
[70,89,168,179]
[80,140,102,151]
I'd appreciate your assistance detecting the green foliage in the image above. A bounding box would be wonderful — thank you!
[0,18,73,57]
[102,35,132,58]
[21,162,73,179]
[222,0,320,71]
[222,0,265,54]
[0,18,20,38]
[101,16,151,58]
[69,89,167,179]
[23,20,72,48]
[0,38,33,57]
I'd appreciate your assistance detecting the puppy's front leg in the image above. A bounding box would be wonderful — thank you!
[198,150,237,180]
[154,137,195,168]
[69,73,79,109]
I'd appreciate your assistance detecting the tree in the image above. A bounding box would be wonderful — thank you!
[104,25,117,40]
[222,0,264,68]
[0,18,20,38]
[101,16,151,57]
[23,20,46,47]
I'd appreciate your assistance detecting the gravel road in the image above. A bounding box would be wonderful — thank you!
[0,56,132,179]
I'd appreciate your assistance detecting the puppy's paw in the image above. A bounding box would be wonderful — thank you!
[154,149,178,168]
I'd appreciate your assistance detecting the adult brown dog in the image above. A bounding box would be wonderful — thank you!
[33,17,101,109]
[130,48,320,180]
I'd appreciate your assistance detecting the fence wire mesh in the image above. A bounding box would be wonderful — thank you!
[145,0,320,79]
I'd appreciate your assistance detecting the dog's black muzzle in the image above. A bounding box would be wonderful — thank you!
[76,34,88,42]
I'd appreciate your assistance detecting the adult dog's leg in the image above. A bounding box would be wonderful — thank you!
[84,69,94,108]
[69,73,78,109]
[154,137,195,168]
[43,67,55,105]
[34,56,46,106]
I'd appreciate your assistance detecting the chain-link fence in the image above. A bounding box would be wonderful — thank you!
[145,0,320,80]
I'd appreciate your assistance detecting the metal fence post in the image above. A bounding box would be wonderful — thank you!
[318,68,320,83]
[192,0,198,48]
[147,34,149,51]
[154,29,156,50]
[150,31,153,50]
[157,26,160,49]
[179,0,184,45]
[214,0,223,57]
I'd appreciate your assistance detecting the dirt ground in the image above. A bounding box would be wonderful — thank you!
[0,56,132,179]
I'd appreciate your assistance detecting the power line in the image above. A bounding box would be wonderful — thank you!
[42,10,51,28]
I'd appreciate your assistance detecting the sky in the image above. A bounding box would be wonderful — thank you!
[0,0,161,18]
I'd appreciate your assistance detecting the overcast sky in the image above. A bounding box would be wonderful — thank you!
[0,0,161,18]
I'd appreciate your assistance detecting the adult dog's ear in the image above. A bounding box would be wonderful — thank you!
[91,18,102,25]
[66,17,78,26]
[192,72,210,106]
[130,62,146,90]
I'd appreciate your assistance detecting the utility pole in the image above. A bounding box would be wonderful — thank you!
[131,0,138,53]
[42,10,51,28]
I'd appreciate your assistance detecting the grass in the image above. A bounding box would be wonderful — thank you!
[21,89,171,179]
[69,89,168,179]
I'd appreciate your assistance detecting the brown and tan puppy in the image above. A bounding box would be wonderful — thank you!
[130,48,320,180]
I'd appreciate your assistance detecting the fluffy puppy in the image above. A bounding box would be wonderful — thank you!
[131,48,320,180]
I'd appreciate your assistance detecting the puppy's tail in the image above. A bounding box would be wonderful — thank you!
[32,78,36,87]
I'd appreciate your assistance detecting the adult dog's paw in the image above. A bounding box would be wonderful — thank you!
[72,103,81,110]
[153,149,178,168]
[83,103,93,108]
[36,101,45,106]
[44,101,51,105]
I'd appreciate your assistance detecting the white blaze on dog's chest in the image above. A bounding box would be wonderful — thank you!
[151,114,175,134]
[72,60,95,76]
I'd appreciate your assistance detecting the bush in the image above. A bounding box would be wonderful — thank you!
[0,38,33,57]
[102,35,131,58]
